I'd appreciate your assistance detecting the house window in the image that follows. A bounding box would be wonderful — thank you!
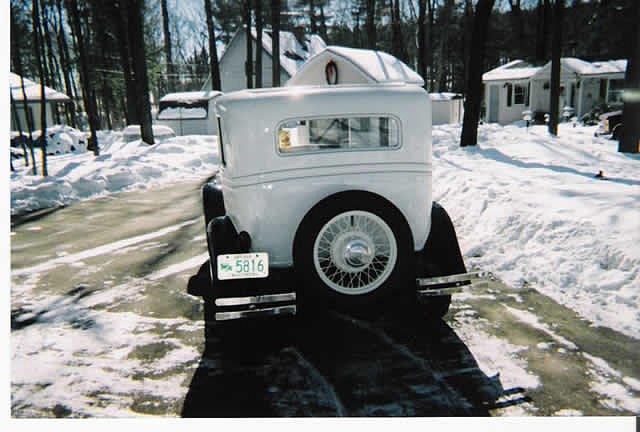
[514,84,527,105]
[506,83,528,106]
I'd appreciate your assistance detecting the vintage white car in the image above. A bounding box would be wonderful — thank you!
[191,83,486,321]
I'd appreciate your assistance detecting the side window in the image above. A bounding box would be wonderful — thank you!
[506,84,513,107]
[278,116,400,154]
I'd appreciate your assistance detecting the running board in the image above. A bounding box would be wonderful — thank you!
[416,271,494,297]
[214,292,296,321]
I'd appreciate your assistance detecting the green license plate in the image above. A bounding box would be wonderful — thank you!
[217,253,269,280]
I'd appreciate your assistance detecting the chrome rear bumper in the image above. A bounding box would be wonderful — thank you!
[416,271,494,297]
[214,292,297,321]
[213,272,494,321]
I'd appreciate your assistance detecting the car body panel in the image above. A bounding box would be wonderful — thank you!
[214,84,433,267]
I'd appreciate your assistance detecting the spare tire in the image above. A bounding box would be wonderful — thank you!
[293,191,413,313]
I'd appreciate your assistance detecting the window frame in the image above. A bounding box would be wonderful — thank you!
[513,84,527,105]
[275,114,403,156]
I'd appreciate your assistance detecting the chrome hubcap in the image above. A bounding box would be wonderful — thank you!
[313,210,398,296]
[343,240,372,267]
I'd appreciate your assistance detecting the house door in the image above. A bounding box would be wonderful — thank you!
[489,85,499,123]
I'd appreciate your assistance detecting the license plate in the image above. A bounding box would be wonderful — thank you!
[217,253,269,280]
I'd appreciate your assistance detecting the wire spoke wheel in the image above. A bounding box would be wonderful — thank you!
[313,210,397,296]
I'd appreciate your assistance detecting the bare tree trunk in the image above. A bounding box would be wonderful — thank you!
[417,0,427,87]
[10,9,35,171]
[41,4,62,125]
[460,0,495,147]
[365,0,376,50]
[427,0,434,89]
[65,0,100,155]
[18,78,38,173]
[271,0,281,87]
[55,0,78,128]
[255,0,263,88]
[204,0,222,91]
[462,0,473,87]
[161,0,173,93]
[244,0,253,89]
[548,0,563,136]
[309,0,316,34]
[435,0,453,92]
[507,0,524,58]
[391,0,406,62]
[536,0,551,63]
[112,1,139,125]
[128,0,154,145]
[33,0,49,176]
[619,0,640,153]
[318,4,328,41]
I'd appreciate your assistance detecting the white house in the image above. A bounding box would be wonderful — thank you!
[483,58,627,125]
[202,27,326,93]
[10,72,71,132]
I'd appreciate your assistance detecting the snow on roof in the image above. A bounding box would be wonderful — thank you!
[563,58,627,75]
[483,58,628,82]
[287,45,424,86]
[10,72,71,102]
[249,28,326,76]
[482,60,540,82]
[159,90,222,103]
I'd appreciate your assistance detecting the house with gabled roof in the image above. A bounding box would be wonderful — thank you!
[483,58,627,125]
[10,72,71,132]
[201,26,326,92]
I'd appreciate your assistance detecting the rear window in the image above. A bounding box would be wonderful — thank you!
[278,116,400,154]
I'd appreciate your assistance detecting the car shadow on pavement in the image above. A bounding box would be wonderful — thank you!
[181,264,531,417]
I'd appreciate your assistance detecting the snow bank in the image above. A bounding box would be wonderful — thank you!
[11,131,219,216]
[432,122,640,339]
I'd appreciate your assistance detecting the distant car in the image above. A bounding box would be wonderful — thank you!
[155,91,222,136]
[595,110,623,140]
[123,124,176,143]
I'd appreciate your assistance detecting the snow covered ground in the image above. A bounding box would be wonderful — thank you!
[10,131,220,216]
[10,123,640,340]
[432,122,640,340]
